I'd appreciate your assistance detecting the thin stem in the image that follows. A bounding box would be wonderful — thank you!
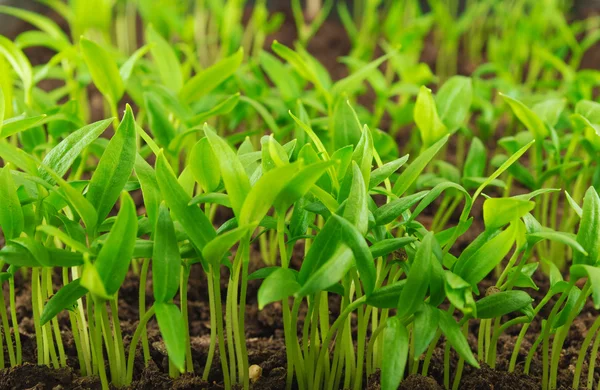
[213,265,232,389]
[203,267,217,380]
[0,282,15,366]
[180,266,194,374]
[139,259,151,365]
[8,277,21,365]
[587,327,600,389]
[487,317,529,368]
[312,297,366,389]
[126,306,156,385]
[31,268,44,365]
[94,301,110,390]
[573,314,600,389]
[109,297,126,385]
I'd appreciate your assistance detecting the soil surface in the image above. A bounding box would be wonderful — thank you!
[2,5,600,390]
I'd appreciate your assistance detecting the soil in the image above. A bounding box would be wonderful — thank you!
[2,4,600,390]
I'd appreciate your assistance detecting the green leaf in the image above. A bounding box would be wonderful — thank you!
[501,93,548,139]
[189,193,231,208]
[154,302,186,372]
[333,215,376,296]
[1,114,46,139]
[415,86,447,147]
[397,232,433,318]
[39,165,98,233]
[436,76,472,131]
[381,316,409,390]
[204,124,250,217]
[180,48,243,103]
[119,43,152,84]
[455,223,517,286]
[84,192,137,297]
[40,278,87,326]
[532,98,565,127]
[36,225,89,254]
[374,191,429,225]
[565,191,583,218]
[438,310,479,368]
[414,304,440,356]
[240,163,301,226]
[153,203,181,303]
[342,162,368,235]
[332,52,393,97]
[483,198,534,230]
[352,125,374,185]
[0,6,70,47]
[366,280,406,309]
[189,137,221,193]
[259,51,300,102]
[552,286,583,328]
[0,86,4,135]
[258,268,301,309]
[80,37,124,104]
[146,25,183,93]
[202,226,249,267]
[11,237,50,266]
[86,105,136,224]
[40,119,113,183]
[474,140,534,199]
[145,92,177,148]
[573,187,600,266]
[297,245,353,297]
[186,93,240,127]
[528,231,588,256]
[370,237,416,259]
[261,135,288,172]
[475,290,533,319]
[272,41,321,91]
[134,155,161,231]
[156,151,216,254]
[273,161,334,212]
[409,182,471,223]
[463,137,486,178]
[0,35,32,97]
[392,135,449,196]
[0,167,24,240]
[332,98,362,150]
[369,155,409,189]
[571,265,600,309]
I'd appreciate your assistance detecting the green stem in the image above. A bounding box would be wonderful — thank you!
[180,266,193,374]
[452,323,469,390]
[572,311,600,389]
[509,291,553,372]
[225,269,237,385]
[46,269,66,368]
[213,265,231,389]
[31,268,44,365]
[100,304,118,385]
[109,297,126,385]
[139,259,151,365]
[487,317,529,368]
[587,326,600,389]
[549,284,590,390]
[203,267,217,380]
[8,276,21,365]
[312,296,366,389]
[0,282,15,366]
[126,306,156,384]
[94,301,110,390]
